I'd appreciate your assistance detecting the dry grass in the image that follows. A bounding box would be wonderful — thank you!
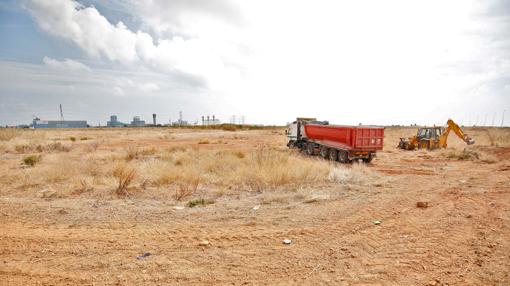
[124,146,139,161]
[442,147,497,164]
[0,128,22,141]
[444,149,480,161]
[2,127,506,201]
[487,128,510,147]
[112,164,137,197]
[175,177,200,201]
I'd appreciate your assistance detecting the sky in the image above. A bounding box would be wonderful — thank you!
[0,0,509,126]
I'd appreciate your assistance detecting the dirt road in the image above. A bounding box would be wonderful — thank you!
[1,129,509,285]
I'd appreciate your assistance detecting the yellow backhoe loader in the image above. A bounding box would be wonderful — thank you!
[398,119,475,150]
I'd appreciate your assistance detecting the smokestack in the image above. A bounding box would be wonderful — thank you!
[152,113,156,125]
[207,115,210,126]
[212,115,215,125]
[202,116,205,126]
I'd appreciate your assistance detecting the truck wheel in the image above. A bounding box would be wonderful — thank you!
[329,149,338,161]
[319,146,329,158]
[363,154,373,163]
[306,143,315,156]
[338,150,348,163]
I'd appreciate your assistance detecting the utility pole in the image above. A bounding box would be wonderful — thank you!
[59,104,65,121]
[492,112,496,127]
[502,109,506,127]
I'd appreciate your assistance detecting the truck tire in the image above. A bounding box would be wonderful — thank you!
[338,150,348,163]
[328,149,338,161]
[306,143,315,156]
[319,146,329,158]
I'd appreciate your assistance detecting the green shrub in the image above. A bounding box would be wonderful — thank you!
[187,198,215,208]
[23,155,41,167]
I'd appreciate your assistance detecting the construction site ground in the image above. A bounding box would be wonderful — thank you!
[1,127,509,285]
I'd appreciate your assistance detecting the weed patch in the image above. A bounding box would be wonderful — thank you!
[23,155,41,167]
[187,198,214,208]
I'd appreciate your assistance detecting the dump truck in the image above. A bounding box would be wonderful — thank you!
[398,119,474,150]
[286,118,384,163]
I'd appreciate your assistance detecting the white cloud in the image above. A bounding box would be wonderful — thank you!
[113,86,124,96]
[112,77,160,95]
[138,83,160,93]
[26,0,244,89]
[43,56,91,72]
[26,0,139,63]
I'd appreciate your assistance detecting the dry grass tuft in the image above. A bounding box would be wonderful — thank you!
[112,164,137,197]
[198,139,210,144]
[74,178,93,195]
[175,177,200,201]
[124,146,139,161]
[234,151,246,159]
[444,149,480,161]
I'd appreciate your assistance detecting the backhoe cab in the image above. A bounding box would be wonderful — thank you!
[398,119,474,150]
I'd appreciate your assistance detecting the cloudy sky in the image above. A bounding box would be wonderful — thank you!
[0,0,509,126]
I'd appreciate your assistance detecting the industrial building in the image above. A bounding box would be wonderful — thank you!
[202,115,220,126]
[107,115,126,127]
[131,116,146,127]
[32,118,87,129]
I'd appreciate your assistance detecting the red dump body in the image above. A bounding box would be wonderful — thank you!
[304,124,384,151]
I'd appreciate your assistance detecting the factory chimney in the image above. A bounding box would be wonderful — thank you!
[152,113,157,125]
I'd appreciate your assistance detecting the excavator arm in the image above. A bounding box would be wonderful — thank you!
[439,119,475,147]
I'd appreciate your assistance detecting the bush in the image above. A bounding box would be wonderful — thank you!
[445,149,479,160]
[112,165,137,197]
[175,177,200,201]
[23,155,41,167]
[186,198,214,208]
[69,137,76,142]
[80,137,89,141]
[198,139,210,144]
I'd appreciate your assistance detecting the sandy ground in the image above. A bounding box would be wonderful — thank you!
[1,127,509,285]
